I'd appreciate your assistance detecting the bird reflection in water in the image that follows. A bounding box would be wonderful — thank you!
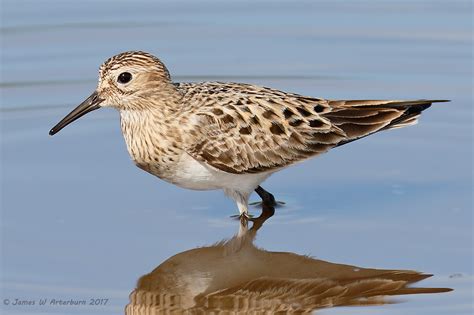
[126,205,451,314]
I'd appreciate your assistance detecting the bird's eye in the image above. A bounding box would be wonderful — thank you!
[117,72,132,84]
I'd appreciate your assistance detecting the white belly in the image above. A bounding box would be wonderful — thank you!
[170,153,272,193]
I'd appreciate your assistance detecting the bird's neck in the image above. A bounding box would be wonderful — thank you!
[123,81,183,114]
[119,100,183,178]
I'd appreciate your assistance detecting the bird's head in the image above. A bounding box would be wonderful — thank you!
[49,51,171,136]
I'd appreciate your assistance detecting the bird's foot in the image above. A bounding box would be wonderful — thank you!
[230,212,254,223]
[249,200,286,208]
[253,186,283,208]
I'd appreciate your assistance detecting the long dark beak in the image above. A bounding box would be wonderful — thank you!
[49,91,103,136]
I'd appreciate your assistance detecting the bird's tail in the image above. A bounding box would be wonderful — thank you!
[322,99,449,146]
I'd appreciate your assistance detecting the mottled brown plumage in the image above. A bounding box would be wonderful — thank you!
[49,51,448,217]
[178,82,440,174]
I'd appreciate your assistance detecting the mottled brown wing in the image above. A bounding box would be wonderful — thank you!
[183,83,446,174]
[184,88,348,174]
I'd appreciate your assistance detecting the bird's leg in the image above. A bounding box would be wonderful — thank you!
[229,190,253,221]
[255,185,277,208]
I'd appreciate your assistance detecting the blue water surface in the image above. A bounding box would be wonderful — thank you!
[1,0,472,314]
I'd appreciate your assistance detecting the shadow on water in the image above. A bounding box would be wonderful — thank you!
[125,205,451,314]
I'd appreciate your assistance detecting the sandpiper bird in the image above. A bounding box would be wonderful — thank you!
[49,51,447,218]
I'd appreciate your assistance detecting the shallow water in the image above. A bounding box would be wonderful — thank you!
[1,0,472,314]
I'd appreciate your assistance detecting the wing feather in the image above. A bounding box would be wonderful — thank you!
[179,83,446,174]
